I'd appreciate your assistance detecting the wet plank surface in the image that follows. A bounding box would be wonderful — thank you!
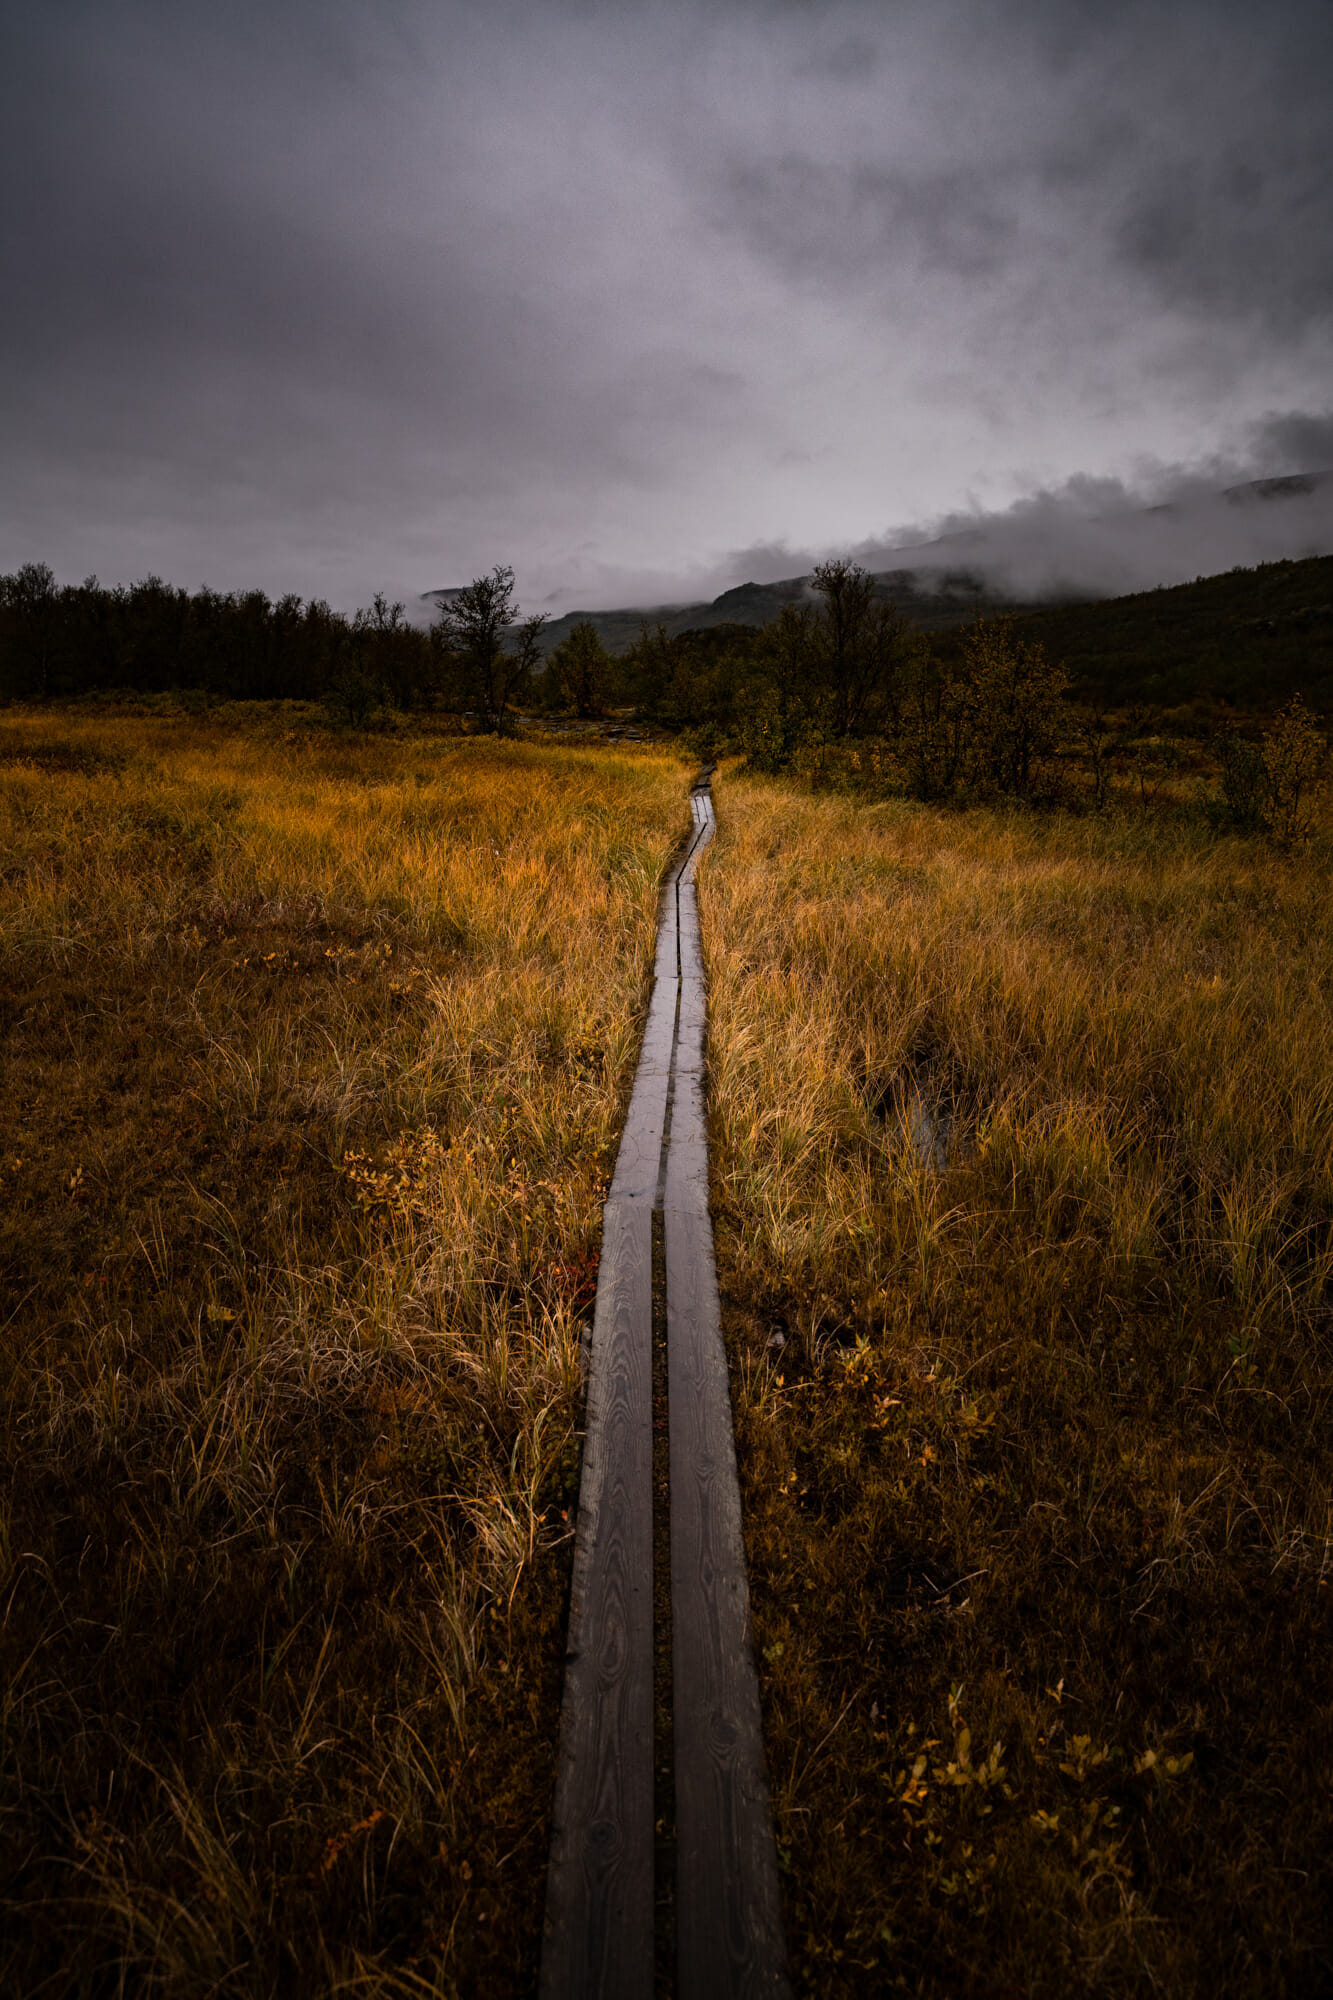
[543,775,789,1999]
[666,1204,789,1998]
[667,787,790,2000]
[608,977,678,1204]
[540,1198,655,1999]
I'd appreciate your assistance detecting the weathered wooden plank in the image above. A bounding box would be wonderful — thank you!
[666,1203,791,1999]
[666,782,789,1996]
[608,978,678,1202]
[674,974,707,1070]
[541,1196,656,2000]
[677,915,705,989]
[654,889,679,980]
[683,787,713,860]
[671,808,712,1170]
[662,1068,710,1217]
[547,770,786,1996]
[676,802,710,881]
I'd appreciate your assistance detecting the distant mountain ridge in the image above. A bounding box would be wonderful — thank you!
[422,566,1026,658]
[1223,472,1333,504]
[421,470,1333,655]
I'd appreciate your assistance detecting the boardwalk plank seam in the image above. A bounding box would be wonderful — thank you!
[542,774,790,1999]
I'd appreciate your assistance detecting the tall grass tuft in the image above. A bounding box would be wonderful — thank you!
[702,769,1333,1995]
[0,706,691,1994]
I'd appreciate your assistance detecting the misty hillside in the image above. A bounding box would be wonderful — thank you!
[420,550,1333,719]
[1001,551,1333,714]
[423,469,1333,659]
[857,469,1333,607]
[527,568,1031,655]
[422,569,1032,658]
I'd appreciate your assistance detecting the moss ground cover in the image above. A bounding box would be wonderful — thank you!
[0,706,690,1995]
[702,772,1333,1996]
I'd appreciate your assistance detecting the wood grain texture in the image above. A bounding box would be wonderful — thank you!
[677,913,705,982]
[665,1205,791,1999]
[545,772,787,1996]
[666,783,790,1997]
[541,1198,656,1999]
[654,897,679,981]
[674,977,707,1074]
[608,978,678,1203]
[543,806,693,1993]
[663,1069,710,1218]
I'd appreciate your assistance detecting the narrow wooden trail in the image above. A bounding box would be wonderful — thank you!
[541,776,789,1999]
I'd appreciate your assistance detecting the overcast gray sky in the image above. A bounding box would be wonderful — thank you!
[3,0,1331,613]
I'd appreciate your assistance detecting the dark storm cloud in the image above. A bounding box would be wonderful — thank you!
[2,0,752,602]
[717,156,1018,284]
[2,0,1330,612]
[692,0,1333,347]
[5,15,662,442]
[1247,410,1333,471]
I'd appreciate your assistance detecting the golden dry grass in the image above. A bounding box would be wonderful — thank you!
[0,706,692,1995]
[701,771,1333,1996]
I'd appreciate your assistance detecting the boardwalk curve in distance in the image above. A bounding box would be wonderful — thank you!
[541,775,789,1998]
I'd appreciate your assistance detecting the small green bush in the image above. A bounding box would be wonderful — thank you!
[1261,693,1324,844]
[1212,698,1324,840]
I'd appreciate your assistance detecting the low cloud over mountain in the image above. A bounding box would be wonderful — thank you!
[448,443,1333,654]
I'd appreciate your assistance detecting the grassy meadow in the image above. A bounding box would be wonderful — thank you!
[702,772,1333,1994]
[4,694,1331,1997]
[0,707,691,1994]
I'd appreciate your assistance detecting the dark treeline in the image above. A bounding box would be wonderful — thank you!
[4,553,1328,829]
[554,558,1073,804]
[545,558,909,739]
[553,559,1326,836]
[0,552,973,779]
[568,552,1333,739]
[0,563,440,711]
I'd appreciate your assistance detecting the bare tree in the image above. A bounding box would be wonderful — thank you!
[808,558,907,737]
[433,565,545,733]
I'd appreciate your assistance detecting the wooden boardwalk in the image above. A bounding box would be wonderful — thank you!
[541,779,790,1999]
